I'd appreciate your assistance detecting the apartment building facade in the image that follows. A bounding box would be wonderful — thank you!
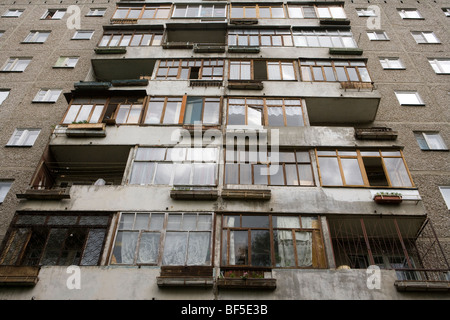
[0,0,448,300]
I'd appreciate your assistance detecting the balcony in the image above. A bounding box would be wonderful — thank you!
[163,23,226,51]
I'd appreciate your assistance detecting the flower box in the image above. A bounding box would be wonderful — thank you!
[217,278,276,290]
[373,195,403,204]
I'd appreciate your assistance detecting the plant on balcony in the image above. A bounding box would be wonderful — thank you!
[217,270,276,290]
[373,192,403,204]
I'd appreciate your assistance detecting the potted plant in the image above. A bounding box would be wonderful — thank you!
[373,192,403,204]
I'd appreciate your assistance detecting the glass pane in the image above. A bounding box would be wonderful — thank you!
[298,164,314,186]
[313,67,324,81]
[120,213,135,230]
[324,67,336,81]
[335,67,348,81]
[137,232,160,264]
[162,100,182,124]
[267,107,284,126]
[134,214,149,230]
[240,164,252,185]
[230,231,248,265]
[225,163,238,184]
[184,97,203,125]
[182,214,197,231]
[295,231,312,266]
[247,107,263,126]
[281,63,295,80]
[162,232,187,265]
[267,63,281,80]
[285,107,303,126]
[149,213,164,231]
[145,100,164,124]
[274,230,295,267]
[167,214,182,230]
[173,163,191,185]
[318,157,343,186]
[111,231,138,264]
[154,163,172,185]
[384,158,413,187]
[136,148,166,161]
[254,164,269,184]
[203,100,220,124]
[288,7,303,18]
[63,105,81,124]
[187,232,211,265]
[285,164,299,185]
[251,230,271,266]
[80,229,106,266]
[192,163,216,185]
[198,215,212,231]
[341,158,364,185]
[269,164,285,185]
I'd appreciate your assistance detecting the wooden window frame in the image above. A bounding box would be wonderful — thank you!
[61,98,109,125]
[299,59,372,83]
[112,5,172,20]
[110,212,214,266]
[229,4,286,19]
[221,214,326,268]
[129,147,219,186]
[143,95,222,125]
[224,148,314,186]
[228,29,294,47]
[226,97,305,127]
[155,59,224,81]
[98,31,163,47]
[315,149,415,188]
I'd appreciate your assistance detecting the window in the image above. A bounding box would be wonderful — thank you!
[225,149,314,186]
[143,96,221,125]
[227,98,305,127]
[0,90,10,105]
[23,31,50,43]
[428,59,450,74]
[356,8,377,17]
[411,31,440,44]
[287,5,346,19]
[292,30,357,48]
[2,9,24,17]
[229,60,296,81]
[1,57,31,72]
[0,213,111,266]
[379,57,405,70]
[316,149,414,188]
[99,31,162,47]
[0,181,13,203]
[221,214,326,268]
[395,91,424,106]
[438,187,450,209]
[72,30,94,40]
[111,212,213,266]
[397,8,422,19]
[300,60,371,83]
[155,59,224,80]
[129,147,219,186]
[112,5,171,20]
[230,4,285,19]
[33,89,62,103]
[41,9,66,20]
[6,129,40,147]
[87,8,106,17]
[62,97,107,124]
[172,4,226,18]
[367,31,389,41]
[414,132,448,150]
[54,56,79,68]
[228,29,293,47]
[443,8,450,17]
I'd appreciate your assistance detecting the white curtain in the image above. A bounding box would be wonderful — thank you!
[187,232,210,265]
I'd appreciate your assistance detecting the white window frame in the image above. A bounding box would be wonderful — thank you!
[411,31,440,44]
[442,8,450,17]
[23,31,50,43]
[41,9,66,20]
[72,30,94,40]
[414,132,448,151]
[367,30,389,41]
[54,56,79,68]
[6,128,40,147]
[438,187,450,209]
[1,57,31,72]
[86,8,106,17]
[0,181,13,203]
[2,9,24,17]
[428,58,450,74]
[356,8,377,17]
[32,89,62,103]
[395,91,424,106]
[379,57,405,69]
[0,89,10,105]
[397,8,422,19]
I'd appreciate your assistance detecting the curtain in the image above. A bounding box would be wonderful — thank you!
[137,232,160,264]
[162,232,188,265]
[187,232,210,265]
[296,232,312,266]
